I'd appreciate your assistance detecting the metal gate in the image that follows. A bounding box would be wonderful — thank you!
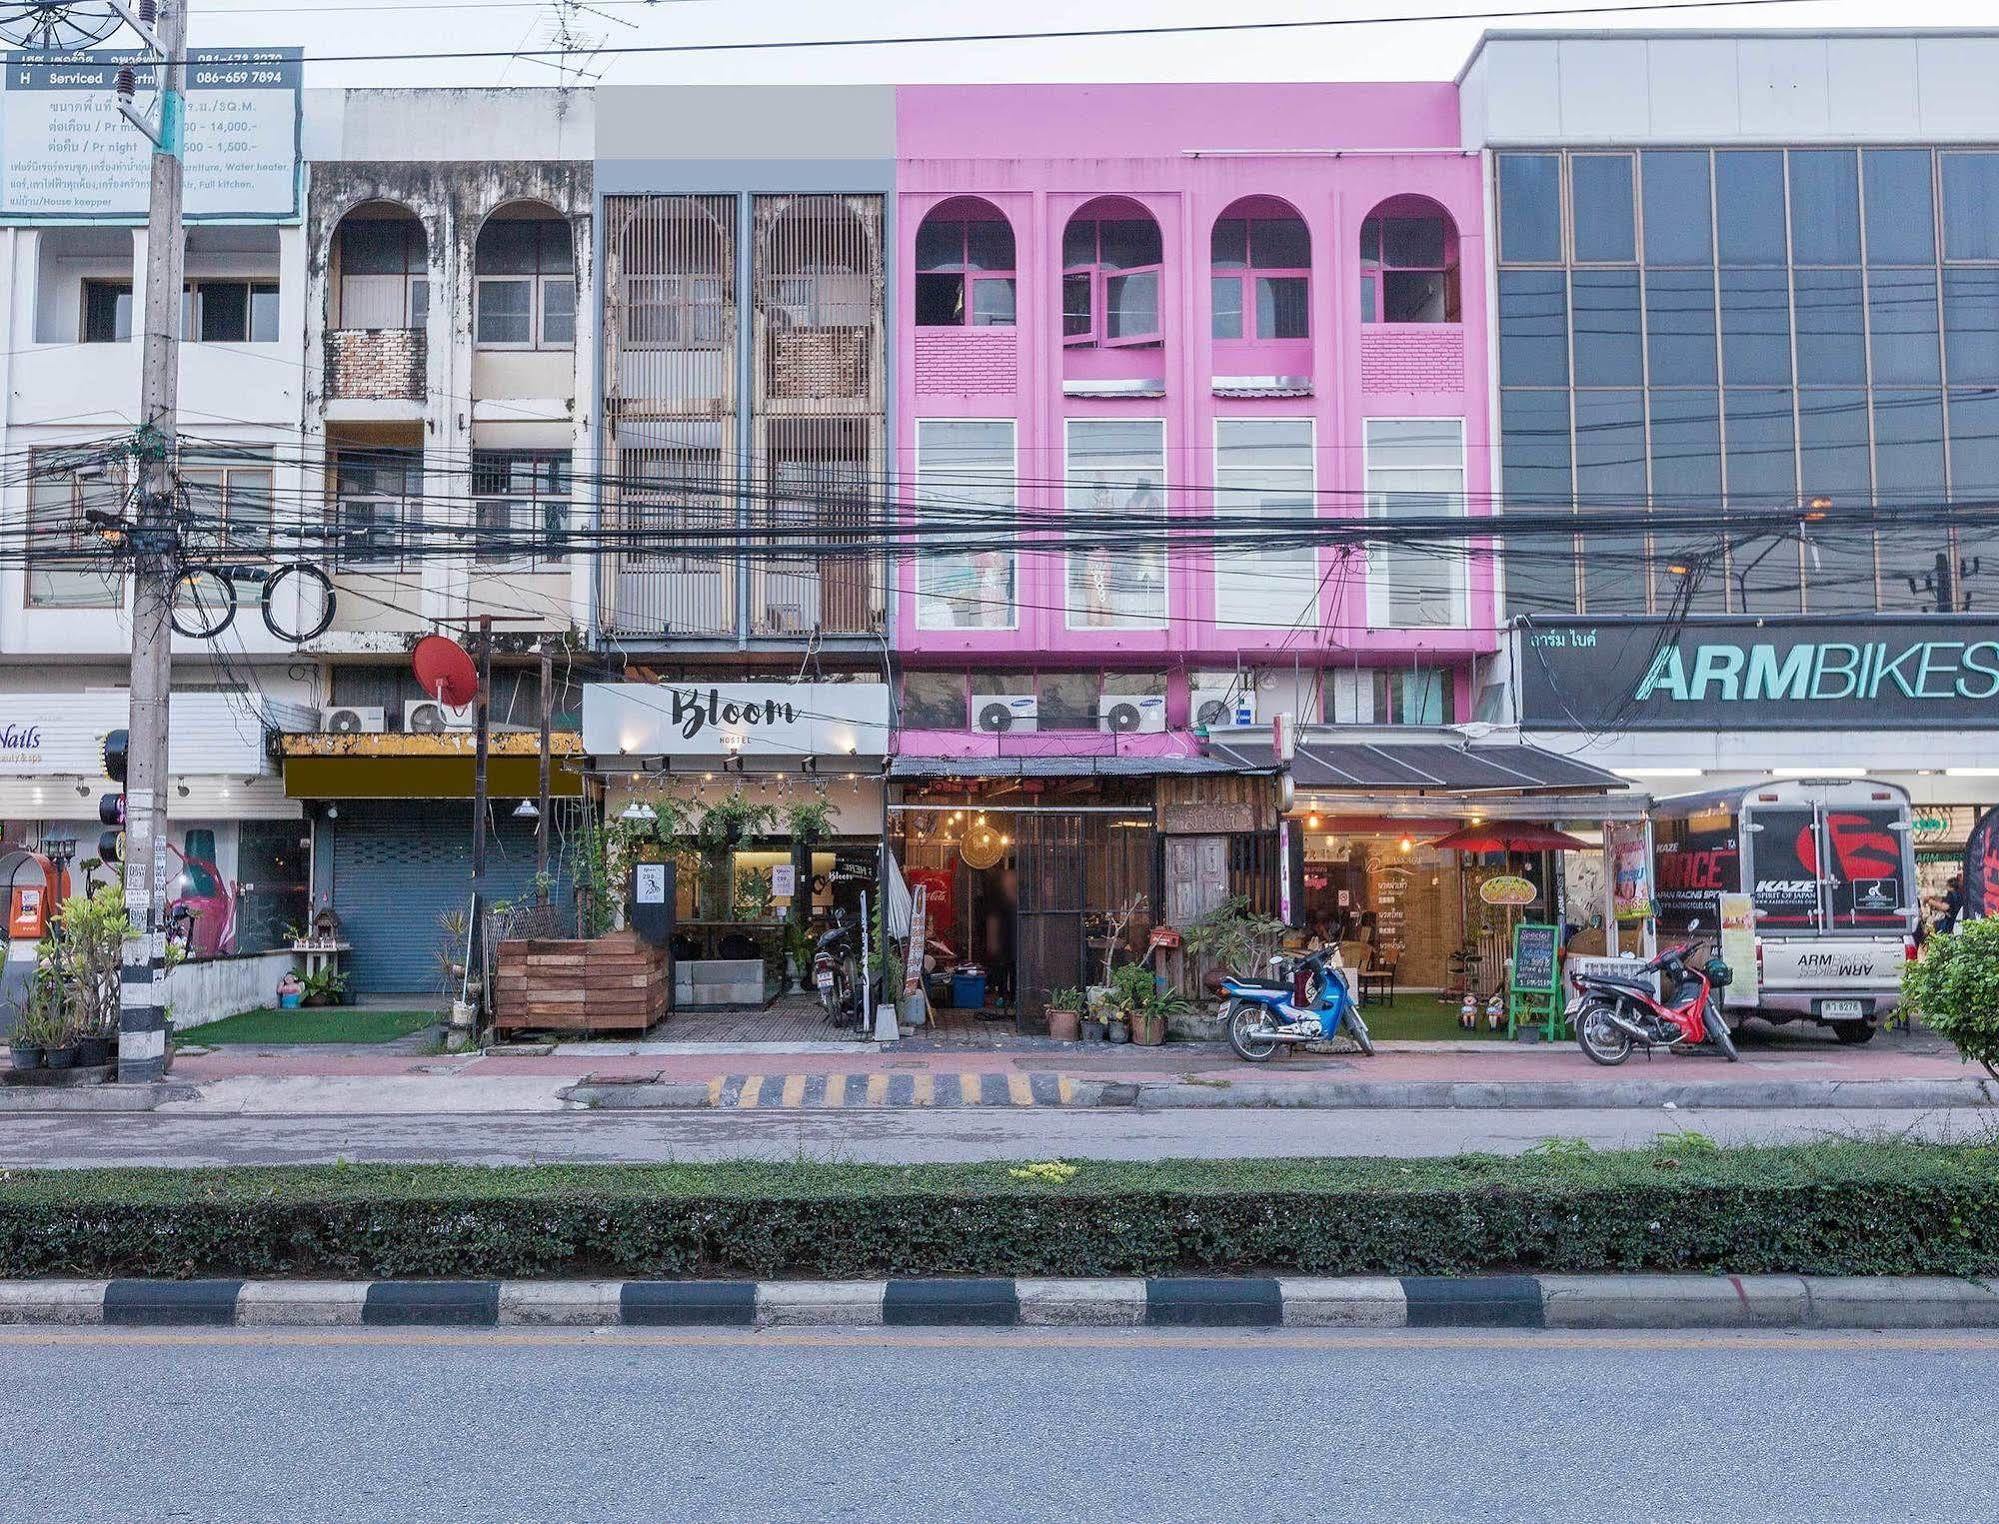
[328,802,572,995]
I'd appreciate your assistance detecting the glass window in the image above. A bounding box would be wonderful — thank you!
[182,447,276,603]
[1798,390,1878,614]
[1723,389,1797,507]
[1500,390,1576,614]
[1576,390,1647,615]
[1211,276,1244,340]
[475,278,533,346]
[1099,219,1162,268]
[82,280,132,343]
[1874,391,1948,609]
[1571,270,1642,387]
[915,273,966,327]
[1105,271,1160,341]
[1942,153,1999,262]
[1064,209,1163,347]
[902,673,967,730]
[540,279,576,346]
[1864,150,1936,265]
[1256,277,1309,339]
[1498,271,1567,386]
[915,419,1015,630]
[1715,151,1788,266]
[333,447,423,568]
[471,450,570,569]
[1867,268,1940,385]
[1569,155,1635,262]
[1067,419,1167,629]
[1365,419,1466,628]
[1719,268,1792,387]
[1214,419,1315,630]
[474,216,571,348]
[915,208,1017,329]
[1951,388,1999,500]
[971,279,1015,327]
[1211,211,1311,341]
[26,456,123,607]
[1037,672,1102,730]
[1364,205,1459,324]
[1644,269,1718,386]
[1793,268,1867,385]
[1648,390,1722,509]
[1251,218,1309,268]
[1788,150,1861,265]
[1642,152,1713,265]
[1498,154,1561,262]
[249,282,280,343]
[1944,268,1999,385]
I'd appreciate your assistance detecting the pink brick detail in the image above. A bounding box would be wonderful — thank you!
[914,327,1019,395]
[1359,325,1465,395]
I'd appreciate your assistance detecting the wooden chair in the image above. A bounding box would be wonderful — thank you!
[1360,951,1398,1008]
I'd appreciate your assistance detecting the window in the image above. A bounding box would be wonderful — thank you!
[915,419,1015,630]
[1066,418,1166,628]
[1329,667,1448,726]
[1037,671,1103,730]
[1641,152,1713,266]
[902,672,968,730]
[1214,418,1315,628]
[333,448,422,568]
[1360,198,1460,323]
[621,200,730,350]
[182,448,275,603]
[1211,204,1310,341]
[183,280,280,343]
[26,451,124,608]
[1365,419,1466,627]
[336,215,427,329]
[914,201,1016,328]
[1497,154,1562,263]
[471,451,570,569]
[1062,202,1163,347]
[1569,155,1635,263]
[1942,153,1999,263]
[81,280,132,343]
[475,216,575,349]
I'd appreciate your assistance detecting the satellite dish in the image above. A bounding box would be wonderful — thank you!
[0,3,123,50]
[412,633,478,708]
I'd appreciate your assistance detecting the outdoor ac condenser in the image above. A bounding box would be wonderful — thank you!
[973,694,1038,734]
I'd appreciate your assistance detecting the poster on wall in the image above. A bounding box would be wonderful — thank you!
[1719,891,1759,1005]
[1608,821,1653,923]
[3,49,304,220]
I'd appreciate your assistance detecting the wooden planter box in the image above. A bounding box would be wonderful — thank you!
[494,929,667,1036]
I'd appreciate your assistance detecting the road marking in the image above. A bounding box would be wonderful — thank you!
[705,1075,725,1106]
[1058,1077,1077,1104]
[912,1074,934,1107]
[1007,1074,1033,1107]
[824,1073,847,1108]
[780,1075,806,1109]
[737,1076,764,1109]
[864,1074,889,1107]
[959,1072,981,1105]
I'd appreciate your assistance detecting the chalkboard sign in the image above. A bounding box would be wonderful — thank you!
[1510,922,1559,994]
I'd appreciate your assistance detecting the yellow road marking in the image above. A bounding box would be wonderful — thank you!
[1058,1077,1077,1105]
[780,1075,806,1109]
[706,1075,725,1105]
[824,1073,847,1108]
[1006,1074,1033,1106]
[913,1074,934,1106]
[960,1072,982,1104]
[737,1075,764,1109]
[864,1073,889,1107]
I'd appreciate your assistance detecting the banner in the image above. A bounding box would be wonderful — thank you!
[1965,807,1999,921]
[1608,819,1653,922]
[1719,891,1758,1005]
[3,48,303,220]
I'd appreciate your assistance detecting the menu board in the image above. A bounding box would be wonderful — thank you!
[1511,922,1559,995]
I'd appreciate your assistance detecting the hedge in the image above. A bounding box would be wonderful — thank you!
[2,1142,1997,1280]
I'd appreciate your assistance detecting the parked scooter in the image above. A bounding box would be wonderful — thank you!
[1568,921,1739,1066]
[812,914,861,1028]
[1220,948,1374,1061]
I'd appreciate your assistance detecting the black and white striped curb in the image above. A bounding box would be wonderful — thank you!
[1,1275,1996,1329]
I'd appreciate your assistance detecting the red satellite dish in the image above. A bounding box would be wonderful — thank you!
[412,634,478,708]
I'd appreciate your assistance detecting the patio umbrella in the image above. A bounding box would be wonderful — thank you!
[1425,822,1593,854]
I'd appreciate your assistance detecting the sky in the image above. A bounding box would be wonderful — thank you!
[145,0,1999,90]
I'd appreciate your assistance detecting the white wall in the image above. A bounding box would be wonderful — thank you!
[164,950,299,1029]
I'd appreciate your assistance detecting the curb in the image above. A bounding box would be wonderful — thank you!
[0,1082,199,1113]
[559,1076,1999,1112]
[2,1275,1996,1329]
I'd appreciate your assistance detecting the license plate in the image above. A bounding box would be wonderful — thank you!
[815,971,834,990]
[1819,998,1864,1019]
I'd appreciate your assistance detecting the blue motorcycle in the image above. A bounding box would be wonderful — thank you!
[1219,948,1375,1061]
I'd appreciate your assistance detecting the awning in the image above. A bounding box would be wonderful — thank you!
[889,755,1244,780]
[280,731,586,801]
[1206,729,1626,793]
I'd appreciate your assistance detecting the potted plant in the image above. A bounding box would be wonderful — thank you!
[300,966,346,1008]
[43,1009,80,1070]
[8,1003,45,1072]
[1045,987,1085,1042]
[75,1018,110,1068]
[1105,1009,1131,1044]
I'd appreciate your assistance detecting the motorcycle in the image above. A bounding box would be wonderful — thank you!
[1220,948,1375,1061]
[811,915,861,1028]
[1569,923,1739,1067]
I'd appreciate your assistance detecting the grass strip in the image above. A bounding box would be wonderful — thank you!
[174,1009,437,1046]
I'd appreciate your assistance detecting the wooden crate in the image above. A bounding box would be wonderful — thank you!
[493,929,668,1036]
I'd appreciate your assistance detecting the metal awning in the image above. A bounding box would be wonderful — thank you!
[1205,729,1626,793]
[889,755,1246,780]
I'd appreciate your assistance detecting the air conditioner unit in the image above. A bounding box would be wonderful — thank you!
[1099,694,1167,735]
[320,705,386,735]
[1190,686,1255,731]
[404,698,475,734]
[973,694,1038,734]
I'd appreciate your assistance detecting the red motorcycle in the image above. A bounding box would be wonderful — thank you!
[1569,928,1739,1067]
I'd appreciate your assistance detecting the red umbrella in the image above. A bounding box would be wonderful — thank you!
[1425,822,1593,853]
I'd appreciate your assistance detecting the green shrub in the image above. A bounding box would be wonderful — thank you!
[1903,917,1999,1078]
[1,1144,1996,1280]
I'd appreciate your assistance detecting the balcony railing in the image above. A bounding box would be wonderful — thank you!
[604,560,884,641]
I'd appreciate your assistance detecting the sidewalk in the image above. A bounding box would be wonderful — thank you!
[82,1021,1994,1116]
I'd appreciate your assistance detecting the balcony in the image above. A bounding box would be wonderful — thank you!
[324,328,426,403]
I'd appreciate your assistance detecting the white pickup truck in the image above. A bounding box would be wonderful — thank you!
[1652,778,1917,1043]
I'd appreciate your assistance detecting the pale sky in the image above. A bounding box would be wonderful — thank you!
[172,0,1999,90]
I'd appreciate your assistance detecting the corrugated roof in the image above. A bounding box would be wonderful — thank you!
[1205,732,1625,792]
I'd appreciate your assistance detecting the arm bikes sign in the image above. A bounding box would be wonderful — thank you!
[1518,618,1999,731]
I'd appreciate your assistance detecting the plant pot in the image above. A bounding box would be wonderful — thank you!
[8,1043,44,1072]
[1085,985,1114,1016]
[45,1045,77,1071]
[1046,1008,1081,1042]
[1106,1020,1131,1045]
[1129,1011,1167,1047]
[76,1035,109,1067]
[1079,1018,1106,1043]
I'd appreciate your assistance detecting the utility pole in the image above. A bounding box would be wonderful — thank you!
[536,639,552,902]
[119,0,188,1085]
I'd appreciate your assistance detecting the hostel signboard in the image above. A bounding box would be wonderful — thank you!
[3,48,303,220]
[584,682,893,761]
[1519,618,1999,731]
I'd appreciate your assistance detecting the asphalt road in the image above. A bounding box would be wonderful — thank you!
[0,1104,1988,1166]
[1,1327,1991,1523]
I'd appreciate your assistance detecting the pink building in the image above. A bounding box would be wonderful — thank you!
[894,83,1495,758]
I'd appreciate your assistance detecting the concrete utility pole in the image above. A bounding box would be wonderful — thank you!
[120,0,189,1084]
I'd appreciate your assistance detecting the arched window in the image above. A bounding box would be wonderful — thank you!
[1062,197,1162,348]
[1360,195,1460,324]
[333,203,426,330]
[1211,197,1310,341]
[475,202,574,350]
[915,197,1016,328]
